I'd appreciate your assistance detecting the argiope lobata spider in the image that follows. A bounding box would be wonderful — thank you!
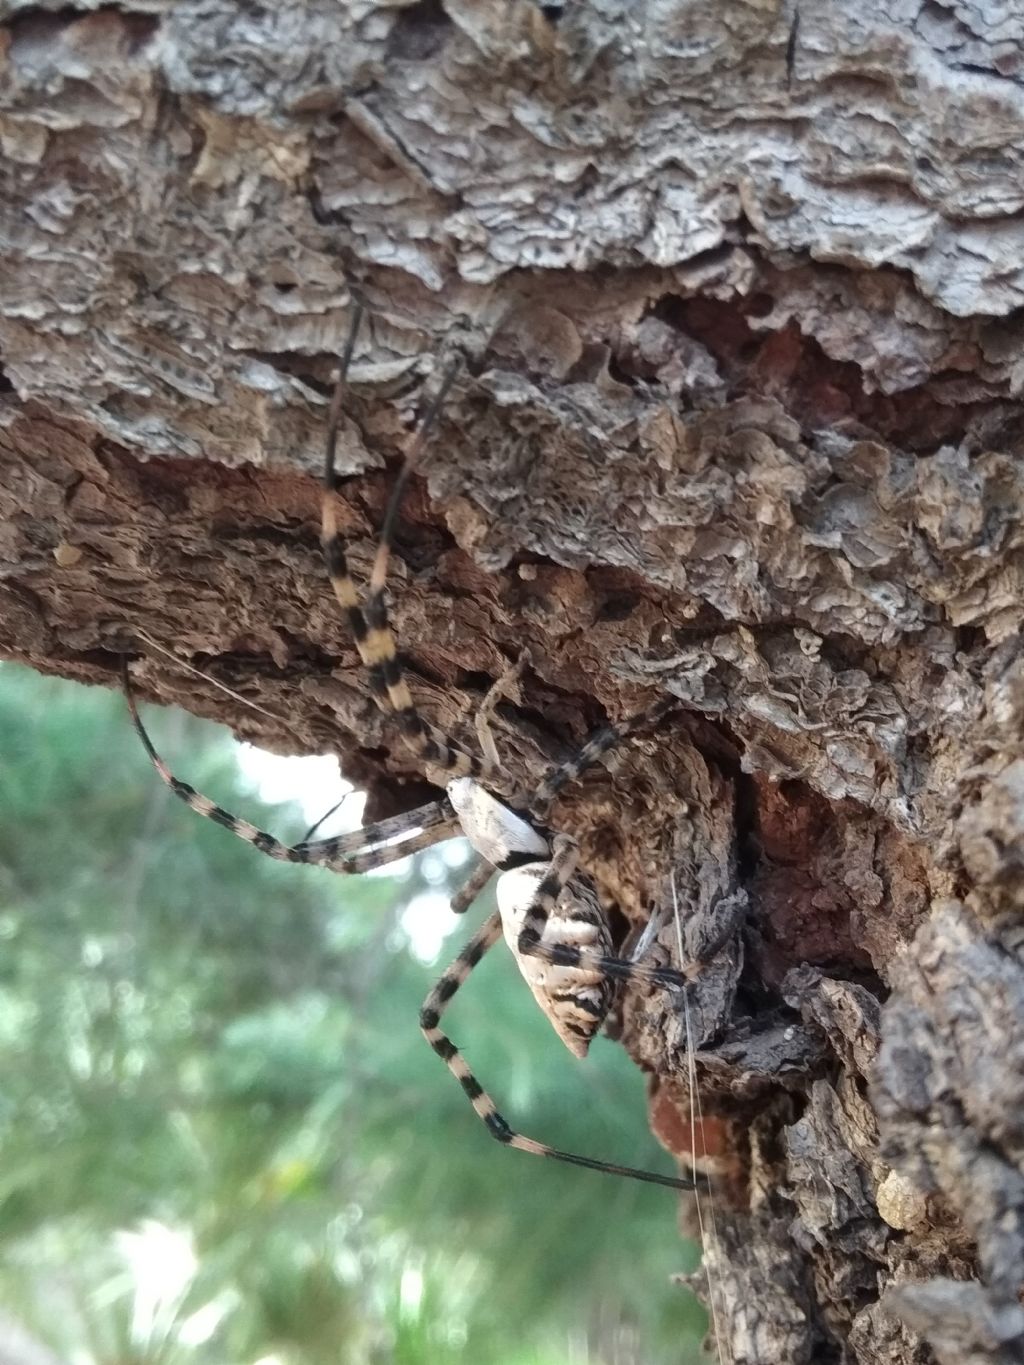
[123,306,704,1192]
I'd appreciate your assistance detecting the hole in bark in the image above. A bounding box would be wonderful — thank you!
[955,624,984,655]
[747,776,881,983]
[273,635,341,672]
[918,0,960,26]
[459,670,495,695]
[386,513,449,573]
[385,0,453,61]
[129,459,192,515]
[118,10,161,51]
[604,898,631,952]
[734,768,762,879]
[605,348,639,389]
[656,293,980,451]
[7,6,80,47]
[7,6,159,56]
[746,291,775,319]
[513,703,566,748]
[595,593,640,622]
[242,348,338,393]
[362,764,445,821]
[674,296,764,368]
[572,165,600,199]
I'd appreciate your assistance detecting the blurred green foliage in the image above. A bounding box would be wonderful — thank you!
[0,663,706,1364]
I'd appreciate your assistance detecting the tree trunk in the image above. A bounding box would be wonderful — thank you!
[2,4,1023,1362]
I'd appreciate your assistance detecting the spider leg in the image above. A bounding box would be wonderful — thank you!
[515,833,697,992]
[531,695,676,816]
[449,856,494,915]
[474,650,527,772]
[295,818,460,871]
[420,910,696,1190]
[320,323,483,778]
[124,659,457,871]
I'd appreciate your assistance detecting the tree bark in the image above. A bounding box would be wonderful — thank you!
[3,3,1024,1362]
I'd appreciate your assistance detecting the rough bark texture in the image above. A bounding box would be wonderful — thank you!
[3,3,1024,1362]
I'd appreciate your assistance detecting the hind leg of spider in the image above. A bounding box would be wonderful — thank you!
[530,695,676,817]
[123,658,459,871]
[515,834,697,993]
[320,315,481,778]
[419,910,696,1191]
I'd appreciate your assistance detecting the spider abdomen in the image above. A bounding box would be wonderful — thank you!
[496,865,616,1059]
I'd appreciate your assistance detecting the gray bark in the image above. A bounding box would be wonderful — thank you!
[2,2,1024,1362]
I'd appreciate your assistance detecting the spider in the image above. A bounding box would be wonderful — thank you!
[123,306,704,1192]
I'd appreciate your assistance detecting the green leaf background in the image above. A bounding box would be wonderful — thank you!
[0,663,707,1364]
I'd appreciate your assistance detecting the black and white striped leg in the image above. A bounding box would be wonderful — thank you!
[320,318,481,779]
[515,834,697,993]
[420,911,696,1190]
[530,696,676,817]
[123,659,459,871]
